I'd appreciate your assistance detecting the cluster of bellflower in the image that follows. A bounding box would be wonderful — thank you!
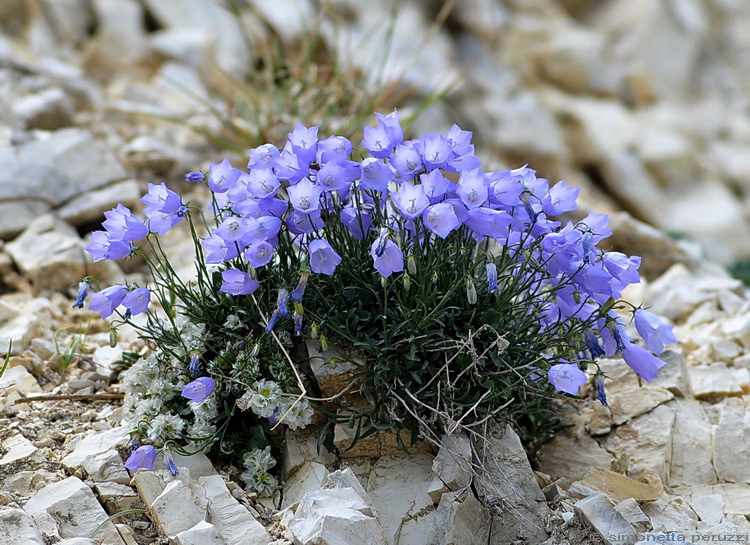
[75,109,677,491]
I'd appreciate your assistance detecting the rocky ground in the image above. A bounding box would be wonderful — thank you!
[3,1,750,544]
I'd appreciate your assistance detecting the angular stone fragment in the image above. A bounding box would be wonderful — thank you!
[282,462,328,510]
[575,493,636,545]
[427,490,491,545]
[474,424,550,543]
[198,475,272,545]
[23,477,125,545]
[175,520,224,545]
[614,498,650,525]
[431,431,473,494]
[0,434,38,466]
[0,506,45,545]
[148,479,206,537]
[573,467,661,503]
[689,364,750,399]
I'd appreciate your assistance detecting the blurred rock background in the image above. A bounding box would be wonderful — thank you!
[2,0,750,267]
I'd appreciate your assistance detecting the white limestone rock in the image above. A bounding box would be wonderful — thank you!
[575,493,636,545]
[0,303,40,356]
[148,479,206,538]
[57,180,142,225]
[23,476,125,545]
[669,399,717,487]
[94,482,142,513]
[0,434,38,467]
[711,398,750,483]
[282,462,328,510]
[431,430,473,496]
[0,506,45,545]
[0,364,43,398]
[474,424,550,543]
[5,214,105,292]
[175,520,225,545]
[281,428,337,480]
[427,490,491,545]
[690,494,725,526]
[61,426,130,484]
[364,454,436,545]
[689,364,750,399]
[197,474,272,545]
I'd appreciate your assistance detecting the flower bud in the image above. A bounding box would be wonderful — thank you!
[403,275,411,292]
[466,278,477,305]
[381,276,387,288]
[250,343,260,357]
[108,327,118,348]
[310,324,319,340]
[407,255,417,276]
[320,335,328,351]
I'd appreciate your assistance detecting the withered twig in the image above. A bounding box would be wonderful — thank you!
[13,393,125,404]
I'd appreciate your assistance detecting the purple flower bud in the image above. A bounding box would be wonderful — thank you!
[486,263,497,293]
[293,311,303,336]
[72,279,90,309]
[595,375,608,406]
[164,451,179,476]
[276,289,290,317]
[548,363,587,395]
[124,445,157,472]
[290,272,310,303]
[181,377,216,402]
[185,171,204,182]
[583,329,605,359]
[265,310,280,333]
[189,356,200,375]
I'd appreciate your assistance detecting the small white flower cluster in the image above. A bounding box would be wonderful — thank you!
[120,315,211,448]
[236,379,313,430]
[241,446,277,496]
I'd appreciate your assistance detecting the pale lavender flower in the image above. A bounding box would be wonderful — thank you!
[86,231,132,262]
[288,123,319,164]
[122,287,150,316]
[288,178,322,213]
[621,344,666,382]
[362,124,392,159]
[208,158,242,193]
[220,269,259,295]
[548,363,587,395]
[246,168,280,199]
[634,309,676,356]
[420,170,452,202]
[340,207,373,240]
[316,161,350,192]
[89,285,128,319]
[308,238,341,276]
[419,133,452,170]
[371,239,404,278]
[247,143,279,170]
[317,135,352,164]
[360,157,394,192]
[124,445,157,472]
[244,241,274,268]
[391,183,429,219]
[456,169,488,209]
[390,142,422,178]
[181,377,216,402]
[423,203,461,238]
[185,171,204,182]
[102,204,148,242]
[376,109,404,147]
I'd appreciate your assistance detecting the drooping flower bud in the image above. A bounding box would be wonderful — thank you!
[466,278,477,305]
